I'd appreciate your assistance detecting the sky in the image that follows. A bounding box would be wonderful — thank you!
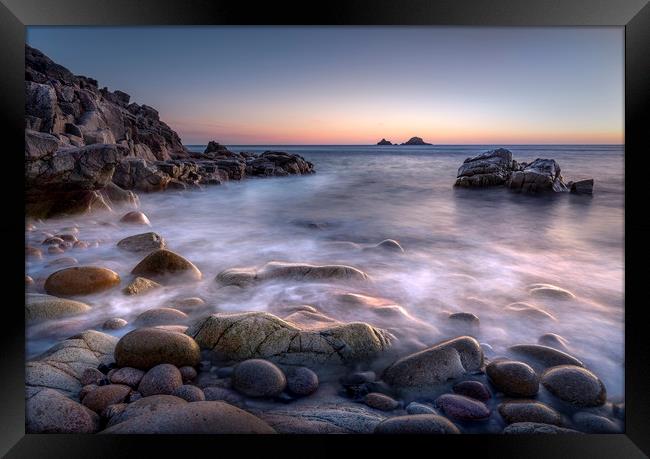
[26,26,624,145]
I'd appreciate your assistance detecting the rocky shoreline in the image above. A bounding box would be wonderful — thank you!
[25,45,314,218]
[25,212,623,434]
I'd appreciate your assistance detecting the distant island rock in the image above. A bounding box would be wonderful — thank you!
[377,138,392,145]
[401,137,432,145]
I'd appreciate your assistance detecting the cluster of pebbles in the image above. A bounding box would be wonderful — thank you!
[24,211,624,434]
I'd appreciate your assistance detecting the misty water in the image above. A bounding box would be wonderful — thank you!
[26,145,624,400]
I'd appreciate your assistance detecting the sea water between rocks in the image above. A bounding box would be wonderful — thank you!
[25,144,624,400]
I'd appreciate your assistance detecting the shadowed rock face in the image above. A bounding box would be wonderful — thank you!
[186,311,394,367]
[508,159,568,192]
[455,148,515,187]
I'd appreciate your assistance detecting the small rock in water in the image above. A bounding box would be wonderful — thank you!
[374,414,460,434]
[131,249,202,283]
[54,233,78,243]
[448,312,480,327]
[537,333,571,352]
[435,394,490,421]
[48,245,65,255]
[528,283,575,300]
[172,385,206,402]
[73,240,90,250]
[406,401,437,415]
[508,344,584,370]
[172,297,206,311]
[138,364,183,397]
[286,366,319,396]
[374,239,405,253]
[26,293,91,322]
[486,360,539,397]
[134,307,188,326]
[26,246,43,259]
[117,232,166,253]
[541,365,606,407]
[232,359,287,398]
[569,179,594,195]
[119,211,151,226]
[179,366,198,382]
[452,380,491,401]
[102,317,128,330]
[503,302,557,321]
[109,367,145,388]
[44,266,121,296]
[25,275,34,285]
[498,401,562,425]
[42,236,65,246]
[572,412,620,433]
[45,256,78,268]
[365,393,400,411]
[122,276,161,295]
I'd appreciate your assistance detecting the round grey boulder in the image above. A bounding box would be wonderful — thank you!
[541,365,606,407]
[486,360,539,397]
[232,359,287,397]
[172,385,206,402]
[286,367,319,396]
[138,364,183,396]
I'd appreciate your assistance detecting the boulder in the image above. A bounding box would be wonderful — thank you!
[114,327,201,370]
[569,179,594,194]
[101,401,276,434]
[486,360,539,397]
[44,266,120,296]
[377,138,392,145]
[435,394,490,421]
[25,293,91,322]
[138,364,183,396]
[401,137,431,145]
[172,385,206,402]
[452,380,491,401]
[382,336,483,397]
[508,159,568,192]
[102,317,128,330]
[131,249,202,283]
[81,384,131,413]
[541,365,606,407]
[134,308,188,326]
[528,283,576,300]
[26,388,100,433]
[122,276,161,295]
[186,311,393,367]
[508,344,583,370]
[374,414,460,434]
[232,359,287,397]
[109,367,145,387]
[455,148,514,187]
[117,232,166,253]
[498,401,563,425]
[286,366,319,396]
[119,211,151,226]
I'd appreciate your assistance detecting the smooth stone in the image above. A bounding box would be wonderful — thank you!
[382,336,483,395]
[232,359,287,398]
[172,297,206,310]
[179,366,197,381]
[503,302,557,321]
[498,401,563,425]
[106,394,187,427]
[131,249,202,283]
[117,232,166,253]
[486,360,539,397]
[508,344,584,370]
[26,388,100,433]
[80,368,105,386]
[503,422,581,434]
[73,240,90,249]
[572,412,621,433]
[436,393,490,421]
[109,367,145,387]
[172,384,206,402]
[114,327,201,370]
[102,317,128,330]
[44,266,121,296]
[81,384,131,413]
[122,276,161,295]
[448,312,480,326]
[119,211,151,226]
[374,239,405,252]
[138,364,183,396]
[374,414,460,434]
[26,246,43,259]
[45,256,78,268]
[26,293,91,322]
[452,380,491,401]
[134,307,188,326]
[528,283,576,300]
[365,392,400,411]
[286,366,319,396]
[48,245,65,254]
[42,236,65,246]
[101,401,276,434]
[538,333,571,352]
[405,402,437,415]
[202,386,246,407]
[54,233,78,242]
[541,365,606,407]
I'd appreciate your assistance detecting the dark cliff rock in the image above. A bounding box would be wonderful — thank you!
[454,148,593,194]
[377,138,392,145]
[401,137,431,145]
[24,45,315,217]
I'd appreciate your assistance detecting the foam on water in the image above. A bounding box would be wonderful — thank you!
[25,144,624,399]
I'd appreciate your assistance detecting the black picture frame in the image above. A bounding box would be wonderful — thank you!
[2,0,648,456]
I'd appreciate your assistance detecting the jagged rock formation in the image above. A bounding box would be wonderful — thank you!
[24,45,315,217]
[401,137,431,145]
[377,138,392,145]
[454,148,594,193]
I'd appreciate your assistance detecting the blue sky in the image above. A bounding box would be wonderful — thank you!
[27,26,624,144]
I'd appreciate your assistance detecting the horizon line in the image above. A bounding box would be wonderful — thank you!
[184,142,625,146]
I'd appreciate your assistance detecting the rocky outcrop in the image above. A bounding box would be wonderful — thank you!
[401,137,431,145]
[377,138,392,145]
[25,45,315,217]
[186,311,394,367]
[454,148,594,193]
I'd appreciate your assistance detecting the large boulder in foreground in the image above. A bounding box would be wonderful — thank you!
[382,336,483,398]
[26,388,100,433]
[216,261,369,287]
[44,266,121,296]
[25,293,91,322]
[186,311,393,367]
[131,249,202,283]
[454,148,514,187]
[508,158,568,192]
[114,327,201,370]
[100,401,276,434]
